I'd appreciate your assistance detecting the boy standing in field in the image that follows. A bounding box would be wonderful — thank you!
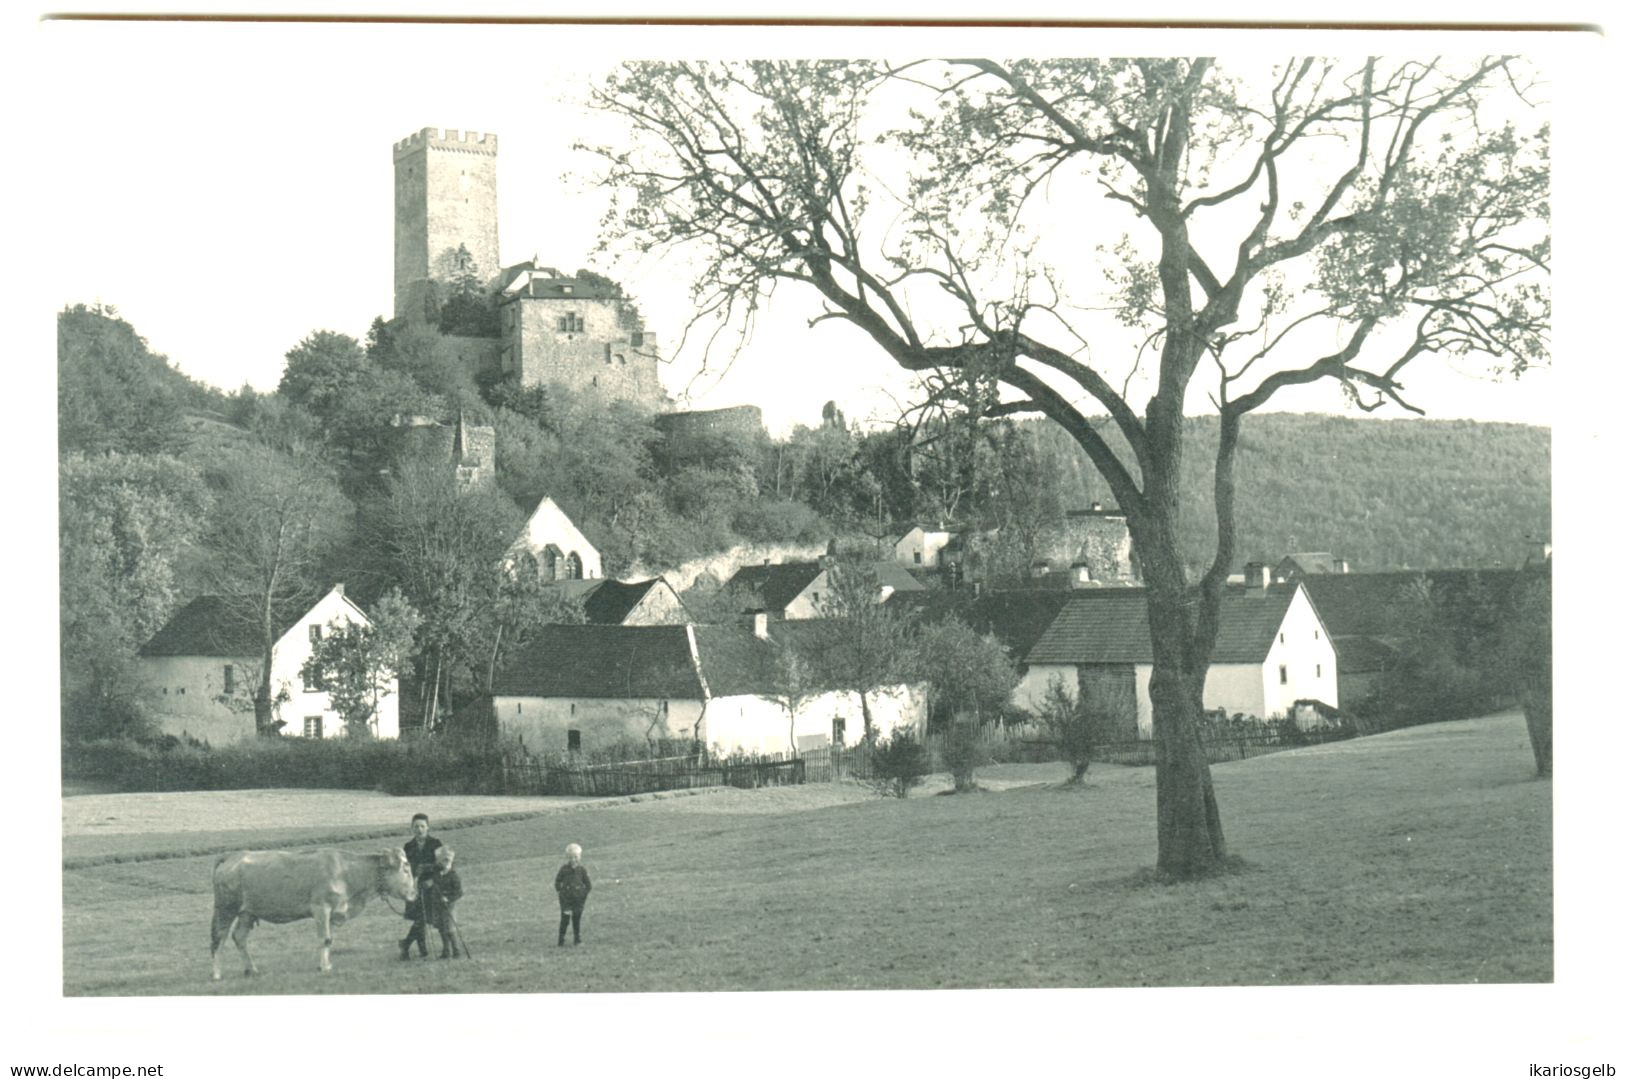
[423,846,466,959]
[400,812,443,960]
[554,842,592,946]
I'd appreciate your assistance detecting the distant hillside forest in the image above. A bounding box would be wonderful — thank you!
[57,302,1549,737]
[1023,413,1551,573]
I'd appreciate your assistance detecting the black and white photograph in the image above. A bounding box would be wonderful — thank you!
[12,5,1618,1077]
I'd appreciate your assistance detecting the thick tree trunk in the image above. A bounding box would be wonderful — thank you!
[1140,525,1227,879]
[1522,693,1552,778]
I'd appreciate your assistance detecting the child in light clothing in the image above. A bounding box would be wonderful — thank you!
[554,842,592,946]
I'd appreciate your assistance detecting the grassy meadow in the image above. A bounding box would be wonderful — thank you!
[60,711,1551,994]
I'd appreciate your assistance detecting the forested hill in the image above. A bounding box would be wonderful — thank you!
[1026,412,1551,573]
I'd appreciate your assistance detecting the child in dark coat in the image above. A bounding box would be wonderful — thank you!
[421,846,466,959]
[554,842,592,946]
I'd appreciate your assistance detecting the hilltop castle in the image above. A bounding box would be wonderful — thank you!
[390,127,668,413]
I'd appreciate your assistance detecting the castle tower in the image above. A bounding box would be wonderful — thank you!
[393,128,500,321]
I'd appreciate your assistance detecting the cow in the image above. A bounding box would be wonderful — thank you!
[210,847,417,980]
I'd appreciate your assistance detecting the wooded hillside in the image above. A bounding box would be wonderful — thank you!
[1025,413,1550,572]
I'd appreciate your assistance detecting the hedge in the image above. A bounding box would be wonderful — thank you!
[63,736,513,796]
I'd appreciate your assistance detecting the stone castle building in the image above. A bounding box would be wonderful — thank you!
[391,127,667,413]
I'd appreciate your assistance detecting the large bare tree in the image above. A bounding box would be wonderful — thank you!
[588,57,1549,878]
[203,445,350,735]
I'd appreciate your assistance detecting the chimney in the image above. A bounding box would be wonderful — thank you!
[749,611,770,640]
[333,583,345,596]
[1070,561,1093,589]
[1332,558,1350,574]
[1243,562,1271,595]
[1031,559,1051,579]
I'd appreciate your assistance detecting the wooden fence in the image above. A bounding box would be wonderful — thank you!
[1093,724,1358,767]
[498,750,807,797]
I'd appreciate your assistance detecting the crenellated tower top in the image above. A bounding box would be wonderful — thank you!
[393,128,499,160]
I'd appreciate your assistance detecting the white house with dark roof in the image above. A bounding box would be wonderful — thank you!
[487,620,923,756]
[508,496,603,582]
[1017,569,1337,738]
[136,584,398,744]
[721,560,926,620]
[894,525,962,570]
[541,576,689,626]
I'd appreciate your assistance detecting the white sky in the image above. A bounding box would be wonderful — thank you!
[38,21,1564,433]
[11,11,1622,1079]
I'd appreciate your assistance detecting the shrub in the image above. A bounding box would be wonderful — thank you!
[61,734,517,795]
[861,727,930,798]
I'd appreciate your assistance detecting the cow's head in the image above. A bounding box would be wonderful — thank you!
[381,848,417,902]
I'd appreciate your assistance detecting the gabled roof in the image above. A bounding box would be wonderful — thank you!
[1025,583,1305,666]
[692,620,902,697]
[692,626,782,697]
[138,592,353,659]
[886,589,1073,661]
[581,578,664,625]
[871,562,928,595]
[1298,569,1524,641]
[723,562,827,614]
[1332,634,1402,675]
[723,561,925,615]
[491,625,705,700]
[1278,552,1337,575]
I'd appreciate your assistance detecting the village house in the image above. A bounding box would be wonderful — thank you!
[136,584,399,744]
[541,576,689,626]
[1295,566,1527,708]
[894,524,962,570]
[721,560,926,620]
[1018,565,1338,738]
[508,496,603,582]
[487,620,924,756]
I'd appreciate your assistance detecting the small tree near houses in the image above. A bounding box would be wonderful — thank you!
[917,618,1020,792]
[1035,674,1135,786]
[301,590,422,738]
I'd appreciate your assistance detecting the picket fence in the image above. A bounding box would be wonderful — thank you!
[498,750,807,797]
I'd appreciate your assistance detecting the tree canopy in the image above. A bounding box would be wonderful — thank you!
[588,56,1549,878]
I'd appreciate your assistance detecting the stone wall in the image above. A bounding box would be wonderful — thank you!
[633,540,831,593]
[654,405,766,463]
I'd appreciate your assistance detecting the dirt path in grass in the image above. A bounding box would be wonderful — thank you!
[62,761,1078,839]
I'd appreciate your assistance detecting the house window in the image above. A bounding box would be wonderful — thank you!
[1316,664,1322,678]
[1279,632,1285,644]
[567,729,581,752]
[1279,665,1288,685]
[557,313,584,333]
[913,551,922,564]
[304,716,323,738]
[565,551,583,580]
[811,592,820,604]
[516,702,522,715]
[1314,629,1320,640]
[304,664,325,692]
[832,717,846,745]
[177,687,185,696]
[222,665,235,695]
[309,624,323,644]
[604,343,613,364]
[615,354,625,365]
[631,332,644,348]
